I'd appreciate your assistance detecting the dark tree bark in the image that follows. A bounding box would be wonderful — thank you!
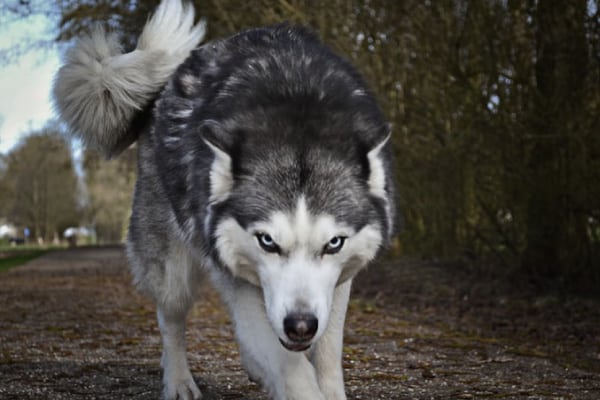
[522,0,590,282]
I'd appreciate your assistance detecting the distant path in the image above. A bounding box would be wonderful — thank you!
[0,246,598,399]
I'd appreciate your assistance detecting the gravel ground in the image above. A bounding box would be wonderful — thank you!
[0,246,599,399]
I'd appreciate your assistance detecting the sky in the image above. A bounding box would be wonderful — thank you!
[0,11,61,155]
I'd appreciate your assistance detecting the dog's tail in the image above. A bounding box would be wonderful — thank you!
[53,0,206,157]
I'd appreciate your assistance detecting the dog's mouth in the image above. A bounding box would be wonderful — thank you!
[279,338,311,352]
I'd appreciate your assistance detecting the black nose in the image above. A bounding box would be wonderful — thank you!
[284,313,318,342]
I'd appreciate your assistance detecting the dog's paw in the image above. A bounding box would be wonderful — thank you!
[163,375,202,400]
[320,381,346,400]
[323,390,346,400]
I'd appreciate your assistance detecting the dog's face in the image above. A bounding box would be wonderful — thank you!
[204,129,393,351]
[214,196,383,350]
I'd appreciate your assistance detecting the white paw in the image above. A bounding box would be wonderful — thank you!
[320,379,346,400]
[322,389,346,400]
[163,374,202,400]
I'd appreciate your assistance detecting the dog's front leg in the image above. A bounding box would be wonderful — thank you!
[230,282,325,400]
[157,307,202,400]
[311,279,352,400]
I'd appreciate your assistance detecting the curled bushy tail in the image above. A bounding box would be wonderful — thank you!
[53,0,206,157]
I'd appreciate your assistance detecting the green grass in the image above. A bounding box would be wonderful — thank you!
[0,242,63,252]
[0,250,48,272]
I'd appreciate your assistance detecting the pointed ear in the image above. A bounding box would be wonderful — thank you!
[366,132,391,199]
[201,121,234,203]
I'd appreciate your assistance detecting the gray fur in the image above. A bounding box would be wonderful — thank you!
[54,1,396,399]
[53,0,205,157]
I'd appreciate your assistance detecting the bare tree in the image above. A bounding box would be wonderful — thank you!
[2,127,80,241]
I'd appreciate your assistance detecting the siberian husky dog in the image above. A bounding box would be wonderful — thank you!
[54,0,396,399]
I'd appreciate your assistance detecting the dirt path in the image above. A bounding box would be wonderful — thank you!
[0,247,598,399]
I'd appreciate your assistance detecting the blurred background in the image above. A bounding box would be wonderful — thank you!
[0,0,598,294]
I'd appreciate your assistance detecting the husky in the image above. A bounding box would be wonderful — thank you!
[54,0,396,399]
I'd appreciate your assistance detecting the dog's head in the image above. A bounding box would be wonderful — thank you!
[182,25,396,351]
[203,120,395,351]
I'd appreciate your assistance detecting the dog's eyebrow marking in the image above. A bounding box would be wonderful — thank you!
[259,196,354,252]
[294,196,312,244]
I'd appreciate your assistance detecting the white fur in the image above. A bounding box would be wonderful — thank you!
[158,308,202,400]
[161,237,198,312]
[252,197,353,253]
[214,218,261,285]
[153,228,203,399]
[366,133,390,199]
[53,0,205,156]
[258,247,340,346]
[213,194,382,358]
[367,133,394,238]
[137,0,206,59]
[204,141,234,203]
[227,282,326,400]
[311,279,352,400]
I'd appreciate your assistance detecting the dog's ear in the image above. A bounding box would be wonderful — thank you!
[201,121,234,203]
[364,126,397,242]
[366,129,391,199]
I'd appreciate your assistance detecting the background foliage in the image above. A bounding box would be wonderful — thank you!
[0,127,79,241]
[0,0,598,291]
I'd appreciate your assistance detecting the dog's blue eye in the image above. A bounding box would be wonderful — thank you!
[256,233,280,253]
[323,236,346,255]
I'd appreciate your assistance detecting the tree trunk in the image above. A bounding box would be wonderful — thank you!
[522,0,588,283]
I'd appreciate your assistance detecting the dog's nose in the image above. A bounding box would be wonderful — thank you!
[283,313,318,342]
